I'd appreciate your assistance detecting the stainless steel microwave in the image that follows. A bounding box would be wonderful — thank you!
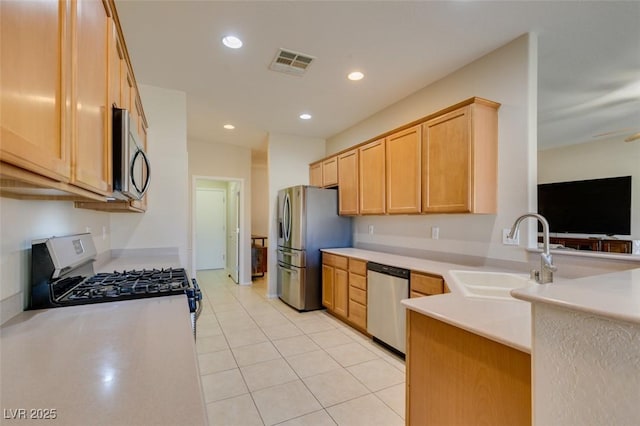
[112,107,150,200]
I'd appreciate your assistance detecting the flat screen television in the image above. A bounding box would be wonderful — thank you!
[537,176,632,236]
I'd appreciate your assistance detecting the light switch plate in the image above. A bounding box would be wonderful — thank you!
[368,225,374,235]
[502,228,519,245]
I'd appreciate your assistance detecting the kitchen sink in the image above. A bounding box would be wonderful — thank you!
[449,270,534,300]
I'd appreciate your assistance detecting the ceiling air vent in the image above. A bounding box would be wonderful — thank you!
[269,48,315,76]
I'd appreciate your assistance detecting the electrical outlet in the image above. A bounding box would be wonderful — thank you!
[368,225,374,235]
[431,226,439,240]
[502,228,519,245]
[102,226,107,240]
[85,226,91,234]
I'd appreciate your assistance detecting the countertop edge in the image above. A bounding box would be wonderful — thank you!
[511,269,640,325]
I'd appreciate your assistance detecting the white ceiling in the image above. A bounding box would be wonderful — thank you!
[115,1,640,152]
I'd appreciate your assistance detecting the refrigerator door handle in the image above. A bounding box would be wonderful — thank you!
[277,249,299,256]
[277,264,298,274]
[283,192,292,242]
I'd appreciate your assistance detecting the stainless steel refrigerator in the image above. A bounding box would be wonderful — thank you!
[277,185,352,311]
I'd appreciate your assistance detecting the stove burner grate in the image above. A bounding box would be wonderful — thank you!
[58,268,191,303]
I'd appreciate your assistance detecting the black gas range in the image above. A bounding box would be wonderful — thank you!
[29,234,202,336]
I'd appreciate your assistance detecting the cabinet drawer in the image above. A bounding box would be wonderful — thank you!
[411,272,444,295]
[410,290,428,299]
[349,258,367,275]
[349,272,367,291]
[323,253,348,269]
[349,286,367,305]
[348,300,367,329]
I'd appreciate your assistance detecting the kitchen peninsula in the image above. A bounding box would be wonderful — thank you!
[322,247,640,425]
[322,248,532,425]
[512,269,640,425]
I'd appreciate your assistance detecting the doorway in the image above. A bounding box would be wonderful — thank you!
[192,176,244,284]
[195,188,226,270]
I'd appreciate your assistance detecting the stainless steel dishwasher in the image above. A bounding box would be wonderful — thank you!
[367,262,410,355]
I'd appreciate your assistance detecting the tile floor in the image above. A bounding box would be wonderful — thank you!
[195,270,406,426]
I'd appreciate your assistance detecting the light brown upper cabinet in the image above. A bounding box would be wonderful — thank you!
[1,0,72,183]
[309,157,338,188]
[309,161,322,187]
[72,0,111,195]
[1,0,148,204]
[322,156,338,187]
[422,100,499,213]
[308,97,499,217]
[338,149,359,215]
[386,125,421,214]
[359,139,386,214]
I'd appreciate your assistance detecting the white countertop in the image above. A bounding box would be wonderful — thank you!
[511,268,640,325]
[322,248,532,353]
[0,296,208,425]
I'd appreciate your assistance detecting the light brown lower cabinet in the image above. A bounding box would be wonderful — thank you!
[410,271,444,296]
[406,310,531,425]
[321,263,335,310]
[322,253,368,333]
[347,258,367,332]
[333,268,349,318]
[322,253,348,318]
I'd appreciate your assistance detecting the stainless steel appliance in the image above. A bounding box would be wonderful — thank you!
[367,262,409,354]
[113,107,150,200]
[277,185,352,311]
[29,233,202,338]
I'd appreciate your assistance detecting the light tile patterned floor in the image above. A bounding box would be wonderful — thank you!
[195,270,405,426]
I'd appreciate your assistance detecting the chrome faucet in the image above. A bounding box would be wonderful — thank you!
[508,213,557,284]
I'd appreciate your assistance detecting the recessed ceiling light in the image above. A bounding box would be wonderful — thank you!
[299,113,312,120]
[222,35,243,49]
[223,124,235,130]
[348,71,364,81]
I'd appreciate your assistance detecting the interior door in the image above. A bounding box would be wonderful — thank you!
[195,188,226,270]
[227,182,240,283]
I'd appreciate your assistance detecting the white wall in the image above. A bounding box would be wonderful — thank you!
[266,133,326,297]
[326,34,538,264]
[196,180,227,190]
[110,85,190,266]
[188,140,252,284]
[0,199,110,322]
[251,155,269,237]
[539,137,640,239]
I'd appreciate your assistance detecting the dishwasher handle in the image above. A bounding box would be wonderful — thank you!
[367,262,410,279]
